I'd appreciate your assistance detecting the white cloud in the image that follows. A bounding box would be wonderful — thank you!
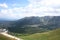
[0,3,8,8]
[0,0,60,20]
[40,0,60,7]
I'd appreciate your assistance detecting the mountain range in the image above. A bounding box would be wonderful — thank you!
[0,16,60,33]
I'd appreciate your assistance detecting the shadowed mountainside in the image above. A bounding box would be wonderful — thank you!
[8,16,60,33]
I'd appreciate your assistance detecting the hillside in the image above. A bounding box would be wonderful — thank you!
[0,34,16,40]
[0,16,60,33]
[19,28,60,40]
[0,16,60,40]
[8,16,60,33]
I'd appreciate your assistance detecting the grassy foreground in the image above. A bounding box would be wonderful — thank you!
[17,29,60,40]
[0,34,16,40]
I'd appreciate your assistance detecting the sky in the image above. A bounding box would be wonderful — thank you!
[0,0,60,20]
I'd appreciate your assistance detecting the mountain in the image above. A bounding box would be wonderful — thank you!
[16,16,41,25]
[7,16,60,33]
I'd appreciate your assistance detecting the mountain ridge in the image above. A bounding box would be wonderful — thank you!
[7,16,60,33]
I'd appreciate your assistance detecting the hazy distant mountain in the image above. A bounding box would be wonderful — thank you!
[0,20,15,29]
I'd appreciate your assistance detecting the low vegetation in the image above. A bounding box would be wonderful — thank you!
[13,29,60,40]
[0,34,16,40]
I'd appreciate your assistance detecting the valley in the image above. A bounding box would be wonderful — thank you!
[0,16,60,40]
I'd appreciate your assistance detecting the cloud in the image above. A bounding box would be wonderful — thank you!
[0,9,18,20]
[0,3,8,8]
[0,0,60,20]
[24,0,60,15]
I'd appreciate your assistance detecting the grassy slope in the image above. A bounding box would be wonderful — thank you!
[19,29,60,40]
[0,34,16,40]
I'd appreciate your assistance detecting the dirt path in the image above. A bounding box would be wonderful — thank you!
[0,32,22,40]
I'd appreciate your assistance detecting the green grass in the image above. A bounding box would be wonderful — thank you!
[17,28,60,40]
[0,34,16,40]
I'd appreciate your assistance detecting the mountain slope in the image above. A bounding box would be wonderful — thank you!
[20,28,60,40]
[8,16,60,33]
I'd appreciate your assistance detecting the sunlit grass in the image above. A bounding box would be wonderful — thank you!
[0,34,16,40]
[17,29,60,40]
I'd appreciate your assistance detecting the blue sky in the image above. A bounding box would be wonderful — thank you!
[0,0,60,20]
[0,0,29,8]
